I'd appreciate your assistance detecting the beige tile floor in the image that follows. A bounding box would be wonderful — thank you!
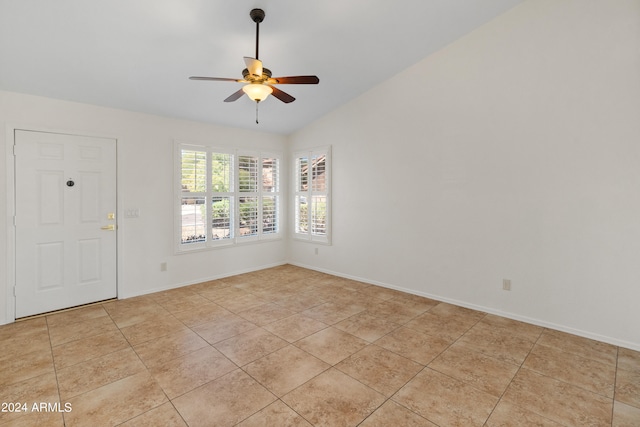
[1,264,639,426]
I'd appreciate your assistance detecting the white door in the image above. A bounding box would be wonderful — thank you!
[14,130,117,318]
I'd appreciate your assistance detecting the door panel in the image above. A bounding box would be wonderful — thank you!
[15,130,117,318]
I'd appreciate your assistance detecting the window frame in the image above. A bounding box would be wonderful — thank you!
[292,146,331,245]
[175,142,282,253]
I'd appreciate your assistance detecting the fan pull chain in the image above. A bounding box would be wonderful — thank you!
[255,101,259,124]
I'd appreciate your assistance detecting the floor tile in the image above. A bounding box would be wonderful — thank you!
[334,311,401,342]
[237,302,296,326]
[198,285,249,301]
[214,327,288,366]
[0,373,59,425]
[45,304,109,327]
[192,313,258,344]
[133,329,209,369]
[119,316,190,346]
[404,311,474,342]
[618,347,640,374]
[524,343,616,397]
[0,318,50,362]
[478,314,544,342]
[357,285,404,301]
[0,347,54,388]
[370,298,434,324]
[537,329,617,366]
[613,400,640,427]
[64,371,167,427]
[272,292,326,312]
[263,313,328,343]
[47,315,118,346]
[374,325,450,365]
[429,302,486,323]
[150,346,237,399]
[171,302,231,327]
[187,278,233,294]
[172,369,276,427]
[215,294,268,313]
[52,330,129,369]
[616,366,640,408]
[102,300,168,329]
[429,342,519,397]
[485,401,564,426]
[502,368,613,426]
[336,345,422,396]
[301,302,365,325]
[360,400,437,426]
[295,327,369,365]
[282,368,386,427]
[456,321,537,365]
[119,402,188,426]
[237,400,313,427]
[244,345,330,396]
[156,293,212,314]
[393,368,498,427]
[2,265,635,427]
[56,347,146,399]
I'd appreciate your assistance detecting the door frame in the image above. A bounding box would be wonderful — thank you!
[4,124,121,323]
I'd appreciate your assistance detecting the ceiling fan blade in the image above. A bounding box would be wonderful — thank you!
[270,86,295,103]
[224,89,246,102]
[189,76,245,82]
[243,57,263,78]
[268,75,320,85]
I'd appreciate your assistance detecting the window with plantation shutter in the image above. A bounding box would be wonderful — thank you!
[175,142,281,252]
[293,146,331,244]
[181,149,207,244]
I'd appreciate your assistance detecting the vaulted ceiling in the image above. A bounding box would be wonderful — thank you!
[0,0,524,134]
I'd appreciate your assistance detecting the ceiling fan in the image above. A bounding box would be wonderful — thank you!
[189,8,319,120]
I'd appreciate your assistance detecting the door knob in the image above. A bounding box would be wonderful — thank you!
[100,225,116,231]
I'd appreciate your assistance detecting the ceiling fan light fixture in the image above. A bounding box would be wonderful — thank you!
[242,83,273,102]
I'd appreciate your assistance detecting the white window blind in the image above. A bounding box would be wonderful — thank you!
[293,147,331,243]
[176,143,281,251]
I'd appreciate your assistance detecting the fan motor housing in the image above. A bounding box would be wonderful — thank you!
[242,67,272,81]
[250,9,265,23]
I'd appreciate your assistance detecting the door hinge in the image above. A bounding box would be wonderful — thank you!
[13,286,17,297]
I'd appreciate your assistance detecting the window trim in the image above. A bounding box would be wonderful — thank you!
[292,146,331,245]
[174,141,282,253]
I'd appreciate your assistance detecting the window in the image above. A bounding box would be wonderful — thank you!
[293,146,331,244]
[176,143,281,251]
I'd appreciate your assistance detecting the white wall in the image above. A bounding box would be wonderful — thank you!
[1,90,288,325]
[289,0,640,350]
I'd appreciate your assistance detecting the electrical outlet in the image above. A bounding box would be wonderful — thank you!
[502,279,511,291]
[160,262,167,272]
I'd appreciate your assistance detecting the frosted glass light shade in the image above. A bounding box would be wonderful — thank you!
[242,84,273,102]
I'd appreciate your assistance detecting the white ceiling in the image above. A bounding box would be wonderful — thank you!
[0,0,524,135]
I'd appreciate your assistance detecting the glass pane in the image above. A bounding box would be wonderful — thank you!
[239,197,258,237]
[295,195,308,233]
[311,154,326,192]
[262,196,278,234]
[212,153,233,193]
[311,195,327,235]
[181,150,206,192]
[297,156,308,192]
[181,197,206,244]
[239,156,258,193]
[262,157,278,193]
[211,197,232,240]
